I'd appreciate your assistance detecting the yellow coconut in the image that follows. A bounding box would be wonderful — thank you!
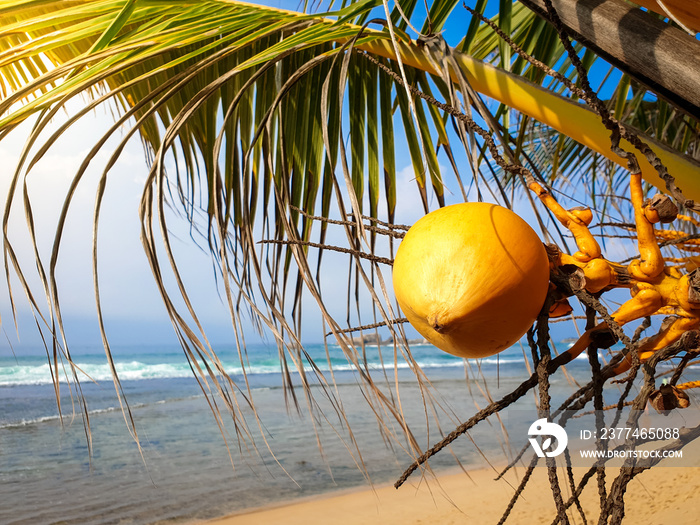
[392,202,549,358]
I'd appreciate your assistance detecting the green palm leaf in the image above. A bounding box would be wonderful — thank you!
[2,0,700,471]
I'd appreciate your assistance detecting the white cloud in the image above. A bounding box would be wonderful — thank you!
[0,106,245,348]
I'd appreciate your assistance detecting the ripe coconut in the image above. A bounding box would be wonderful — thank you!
[392,202,549,358]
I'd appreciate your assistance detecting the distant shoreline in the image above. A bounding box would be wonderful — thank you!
[350,334,429,346]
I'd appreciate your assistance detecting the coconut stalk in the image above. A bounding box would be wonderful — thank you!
[356,34,700,201]
[230,2,700,201]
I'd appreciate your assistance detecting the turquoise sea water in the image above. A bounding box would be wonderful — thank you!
[0,341,524,387]
[1,340,687,524]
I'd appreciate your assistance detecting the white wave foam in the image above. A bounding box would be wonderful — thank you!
[0,354,528,386]
[0,414,63,428]
[0,395,208,429]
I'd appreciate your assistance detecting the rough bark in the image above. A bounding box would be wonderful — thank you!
[518,0,700,118]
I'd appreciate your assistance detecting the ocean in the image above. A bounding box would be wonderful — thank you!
[0,339,690,524]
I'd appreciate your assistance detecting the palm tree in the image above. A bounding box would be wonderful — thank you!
[2,1,700,522]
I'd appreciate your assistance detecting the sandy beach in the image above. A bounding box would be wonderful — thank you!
[7,345,700,524]
[200,456,700,525]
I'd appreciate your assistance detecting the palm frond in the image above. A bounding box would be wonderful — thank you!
[3,0,700,479]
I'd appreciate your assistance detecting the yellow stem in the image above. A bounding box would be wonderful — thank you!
[528,180,600,261]
[356,38,700,201]
[628,172,664,279]
[228,3,700,200]
[676,380,700,390]
[677,214,700,228]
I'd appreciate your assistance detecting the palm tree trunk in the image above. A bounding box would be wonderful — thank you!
[517,0,700,118]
